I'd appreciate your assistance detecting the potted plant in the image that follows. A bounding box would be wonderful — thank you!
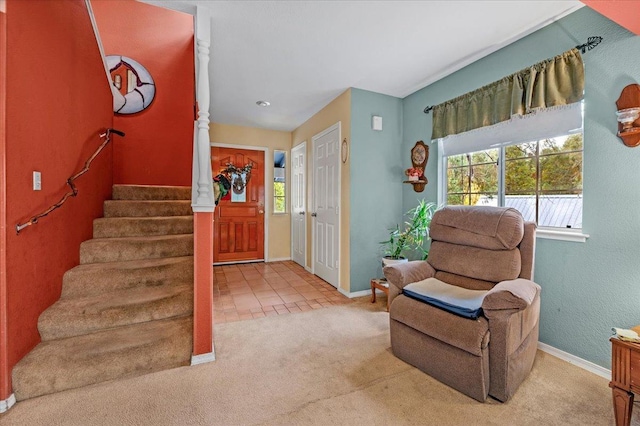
[380,200,437,267]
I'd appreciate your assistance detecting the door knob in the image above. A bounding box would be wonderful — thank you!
[299,211,305,215]
[259,210,264,214]
[311,212,317,217]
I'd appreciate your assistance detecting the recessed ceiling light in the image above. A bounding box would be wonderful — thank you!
[256,100,270,107]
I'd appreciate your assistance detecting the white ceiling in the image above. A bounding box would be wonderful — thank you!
[140,1,584,132]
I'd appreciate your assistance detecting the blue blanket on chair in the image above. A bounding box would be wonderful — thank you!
[403,278,489,319]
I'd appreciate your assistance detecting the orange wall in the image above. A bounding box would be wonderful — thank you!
[92,0,194,186]
[3,0,114,399]
[582,1,640,35]
[0,0,8,402]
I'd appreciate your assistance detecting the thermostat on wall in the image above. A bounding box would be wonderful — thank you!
[372,115,382,131]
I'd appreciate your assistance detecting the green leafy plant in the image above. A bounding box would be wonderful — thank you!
[380,200,437,260]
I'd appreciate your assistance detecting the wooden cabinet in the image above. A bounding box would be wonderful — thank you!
[610,337,640,425]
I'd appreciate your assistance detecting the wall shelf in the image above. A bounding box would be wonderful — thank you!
[616,84,640,147]
[618,127,640,147]
[403,179,427,193]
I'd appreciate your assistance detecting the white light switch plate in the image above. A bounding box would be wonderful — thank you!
[33,171,41,191]
[372,115,383,131]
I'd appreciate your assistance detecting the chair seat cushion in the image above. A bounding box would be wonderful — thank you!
[404,278,489,319]
[390,295,490,356]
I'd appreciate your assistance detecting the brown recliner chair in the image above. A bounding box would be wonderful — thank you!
[383,205,540,402]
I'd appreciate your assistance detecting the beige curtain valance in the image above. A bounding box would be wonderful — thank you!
[431,48,584,140]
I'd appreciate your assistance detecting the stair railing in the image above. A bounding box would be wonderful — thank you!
[15,128,125,234]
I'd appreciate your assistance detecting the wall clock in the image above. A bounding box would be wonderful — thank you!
[411,141,429,169]
[341,138,349,163]
[405,141,429,192]
[106,55,156,115]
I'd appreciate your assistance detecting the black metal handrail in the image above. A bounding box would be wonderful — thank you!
[15,128,125,234]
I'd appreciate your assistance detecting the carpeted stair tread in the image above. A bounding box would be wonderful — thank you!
[113,184,191,201]
[93,215,194,238]
[104,200,192,218]
[13,184,196,401]
[12,315,193,401]
[39,284,193,341]
[62,256,193,298]
[80,234,193,264]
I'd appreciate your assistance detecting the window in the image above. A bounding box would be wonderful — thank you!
[443,133,583,229]
[447,149,498,206]
[274,150,286,213]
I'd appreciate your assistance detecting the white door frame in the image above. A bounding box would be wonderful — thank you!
[210,142,269,262]
[311,122,341,286]
[290,141,307,268]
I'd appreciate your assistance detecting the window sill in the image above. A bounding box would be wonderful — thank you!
[536,228,589,243]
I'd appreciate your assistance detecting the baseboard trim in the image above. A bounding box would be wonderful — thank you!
[213,259,264,266]
[338,288,379,299]
[266,257,291,263]
[538,342,610,380]
[0,394,16,413]
[191,352,216,366]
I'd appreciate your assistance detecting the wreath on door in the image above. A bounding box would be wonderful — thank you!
[213,162,253,204]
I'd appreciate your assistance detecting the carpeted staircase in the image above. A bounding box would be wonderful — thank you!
[12,185,195,400]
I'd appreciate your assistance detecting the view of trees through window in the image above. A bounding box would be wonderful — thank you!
[445,134,583,228]
[274,181,286,213]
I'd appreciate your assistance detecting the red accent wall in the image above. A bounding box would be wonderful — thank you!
[581,1,640,35]
[2,0,114,399]
[92,0,195,186]
[0,0,9,402]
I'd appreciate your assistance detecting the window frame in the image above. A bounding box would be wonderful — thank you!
[273,150,287,215]
[438,136,589,243]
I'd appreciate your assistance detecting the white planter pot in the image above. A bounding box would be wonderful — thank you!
[382,257,409,269]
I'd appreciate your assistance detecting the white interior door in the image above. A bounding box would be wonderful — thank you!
[312,123,340,288]
[291,142,306,267]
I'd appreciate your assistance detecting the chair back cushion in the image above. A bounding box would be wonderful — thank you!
[430,206,524,250]
[428,206,525,284]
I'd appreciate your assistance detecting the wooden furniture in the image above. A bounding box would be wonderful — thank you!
[370,278,390,311]
[610,337,640,425]
[616,84,640,147]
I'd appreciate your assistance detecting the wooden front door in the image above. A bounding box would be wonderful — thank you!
[212,146,265,264]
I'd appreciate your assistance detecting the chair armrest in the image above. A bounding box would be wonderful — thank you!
[384,261,435,307]
[482,278,541,402]
[482,278,541,315]
[383,261,435,290]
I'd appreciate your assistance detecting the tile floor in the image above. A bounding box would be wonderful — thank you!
[213,261,352,323]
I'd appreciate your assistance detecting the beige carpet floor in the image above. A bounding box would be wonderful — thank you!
[0,298,616,425]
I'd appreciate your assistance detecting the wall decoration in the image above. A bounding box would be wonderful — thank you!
[231,172,248,202]
[616,83,640,147]
[213,174,230,205]
[404,141,429,192]
[214,162,253,204]
[341,138,349,163]
[106,55,156,114]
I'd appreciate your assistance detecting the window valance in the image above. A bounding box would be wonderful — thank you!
[431,48,584,141]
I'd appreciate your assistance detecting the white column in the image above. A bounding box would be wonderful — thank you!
[192,7,215,212]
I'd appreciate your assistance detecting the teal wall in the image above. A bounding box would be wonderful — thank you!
[401,7,640,368]
[350,88,404,292]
